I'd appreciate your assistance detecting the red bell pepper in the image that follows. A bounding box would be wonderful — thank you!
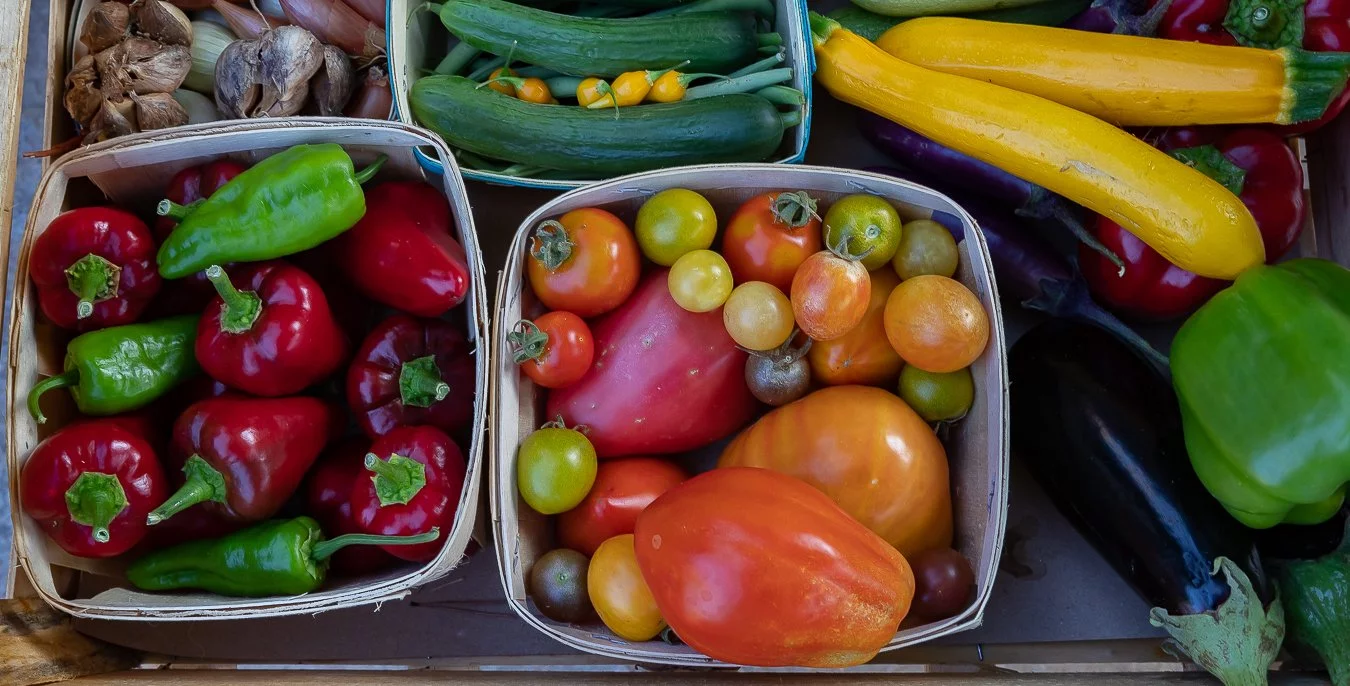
[1158,0,1350,131]
[29,207,161,332]
[1080,217,1229,321]
[306,439,398,575]
[196,260,348,397]
[19,420,167,557]
[351,425,467,562]
[155,160,249,242]
[147,395,334,525]
[332,181,472,317]
[346,314,476,440]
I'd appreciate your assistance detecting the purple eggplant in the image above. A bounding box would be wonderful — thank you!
[1064,0,1172,35]
[858,112,1124,272]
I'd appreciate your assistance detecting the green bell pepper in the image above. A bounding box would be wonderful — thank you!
[27,314,199,424]
[155,144,387,280]
[1272,519,1350,686]
[1172,259,1350,529]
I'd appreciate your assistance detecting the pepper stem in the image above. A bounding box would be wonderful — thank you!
[353,155,389,185]
[205,265,262,334]
[530,221,575,272]
[65,254,122,320]
[1171,145,1248,197]
[1223,0,1304,49]
[311,527,441,562]
[28,370,79,425]
[399,355,450,408]
[65,472,129,544]
[156,199,199,221]
[146,455,228,526]
[365,453,428,507]
[645,60,691,86]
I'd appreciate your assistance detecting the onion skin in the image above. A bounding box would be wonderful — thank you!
[342,0,385,29]
[345,65,391,119]
[280,0,385,58]
[213,0,287,39]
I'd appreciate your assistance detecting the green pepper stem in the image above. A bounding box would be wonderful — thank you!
[353,155,389,185]
[156,199,193,221]
[311,527,441,562]
[399,355,451,408]
[28,370,78,425]
[366,453,428,507]
[146,455,228,526]
[205,265,262,334]
[65,472,129,544]
[65,253,121,320]
[645,60,692,87]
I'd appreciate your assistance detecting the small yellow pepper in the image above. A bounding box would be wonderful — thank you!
[588,61,690,109]
[576,77,613,107]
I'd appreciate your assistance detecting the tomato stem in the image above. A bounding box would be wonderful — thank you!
[531,221,575,271]
[771,191,820,228]
[508,320,551,364]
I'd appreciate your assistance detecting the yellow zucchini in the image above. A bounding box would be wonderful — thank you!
[809,13,1264,280]
[876,17,1350,126]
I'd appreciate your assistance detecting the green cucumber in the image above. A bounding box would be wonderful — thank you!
[431,0,762,77]
[410,75,793,176]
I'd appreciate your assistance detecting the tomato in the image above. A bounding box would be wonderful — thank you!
[884,275,990,373]
[719,385,952,558]
[516,423,598,515]
[744,340,811,407]
[667,249,733,313]
[635,189,717,266]
[808,268,903,387]
[588,534,665,641]
[634,467,915,667]
[723,281,795,351]
[547,271,757,458]
[908,548,975,623]
[721,191,823,292]
[790,248,871,341]
[892,219,959,280]
[899,365,974,423]
[528,548,594,623]
[509,312,594,389]
[526,208,640,318]
[558,457,688,556]
[822,194,903,271]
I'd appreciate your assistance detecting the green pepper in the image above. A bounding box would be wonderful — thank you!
[1271,520,1350,686]
[27,314,199,424]
[1172,259,1350,529]
[126,517,440,597]
[155,144,387,280]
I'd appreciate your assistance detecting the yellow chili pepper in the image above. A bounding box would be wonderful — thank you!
[588,61,690,109]
[479,76,557,104]
[576,78,613,107]
[486,67,517,96]
[647,71,726,103]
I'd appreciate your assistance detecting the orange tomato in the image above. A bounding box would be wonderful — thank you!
[587,534,666,641]
[884,275,990,373]
[526,208,640,318]
[721,192,823,292]
[719,385,953,558]
[790,250,871,341]
[808,268,903,386]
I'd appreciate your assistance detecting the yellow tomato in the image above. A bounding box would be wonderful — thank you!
[587,534,665,641]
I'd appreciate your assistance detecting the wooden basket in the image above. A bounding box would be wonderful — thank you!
[490,164,1009,665]
[7,118,490,620]
[387,0,814,190]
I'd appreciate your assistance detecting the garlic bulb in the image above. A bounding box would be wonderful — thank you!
[132,0,193,47]
[185,21,235,94]
[130,91,189,130]
[95,37,191,97]
[308,44,354,116]
[81,2,132,53]
[216,26,324,119]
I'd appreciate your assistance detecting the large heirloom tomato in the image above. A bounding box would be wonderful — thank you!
[719,386,952,558]
[634,467,915,667]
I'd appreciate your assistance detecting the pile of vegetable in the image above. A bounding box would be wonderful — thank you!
[511,186,989,665]
[408,0,804,179]
[20,143,478,598]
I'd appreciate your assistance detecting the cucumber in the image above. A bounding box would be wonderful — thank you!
[410,75,793,176]
[432,0,761,77]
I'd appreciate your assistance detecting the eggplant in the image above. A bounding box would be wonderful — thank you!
[1011,320,1283,686]
[1063,0,1171,34]
[857,112,1123,271]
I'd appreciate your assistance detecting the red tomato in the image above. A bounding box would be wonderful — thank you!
[526,208,641,318]
[634,467,915,667]
[557,457,688,556]
[790,250,871,341]
[721,192,823,292]
[510,312,594,389]
[808,268,904,386]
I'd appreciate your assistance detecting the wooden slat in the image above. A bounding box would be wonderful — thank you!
[0,0,31,258]
[0,599,140,686]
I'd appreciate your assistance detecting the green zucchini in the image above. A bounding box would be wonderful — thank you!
[431,0,761,77]
[410,75,794,176]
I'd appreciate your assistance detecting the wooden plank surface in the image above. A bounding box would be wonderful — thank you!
[0,0,31,279]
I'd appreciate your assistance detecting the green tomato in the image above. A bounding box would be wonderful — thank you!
[517,425,598,515]
[668,249,733,312]
[636,189,717,266]
[899,365,974,423]
[892,219,959,280]
[823,194,903,271]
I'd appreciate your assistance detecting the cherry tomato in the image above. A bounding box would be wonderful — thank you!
[723,281,795,351]
[899,365,974,423]
[721,191,823,292]
[557,457,688,556]
[884,275,989,373]
[635,189,717,266]
[791,247,871,341]
[908,548,975,622]
[808,268,904,387]
[517,422,598,515]
[823,194,903,271]
[588,534,666,641]
[509,313,594,389]
[527,208,640,318]
[528,548,594,623]
[892,219,959,280]
[667,249,733,313]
